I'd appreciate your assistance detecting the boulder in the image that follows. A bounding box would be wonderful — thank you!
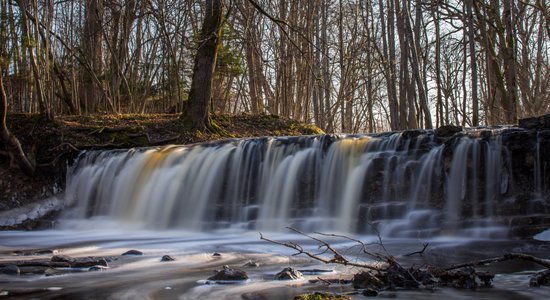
[51,255,109,268]
[88,265,109,272]
[0,265,20,275]
[242,260,259,267]
[274,267,303,280]
[121,250,143,256]
[161,255,175,262]
[519,114,550,130]
[435,125,463,137]
[207,265,248,281]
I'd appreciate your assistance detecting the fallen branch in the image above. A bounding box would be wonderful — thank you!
[446,253,550,271]
[403,243,430,257]
[259,227,387,270]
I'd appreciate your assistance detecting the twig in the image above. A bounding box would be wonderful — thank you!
[314,231,387,261]
[403,243,430,257]
[316,276,331,286]
[259,229,386,270]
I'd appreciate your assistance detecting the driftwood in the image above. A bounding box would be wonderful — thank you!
[446,253,550,271]
[261,227,550,292]
[260,227,388,270]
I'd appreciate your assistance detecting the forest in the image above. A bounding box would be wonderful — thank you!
[0,0,548,133]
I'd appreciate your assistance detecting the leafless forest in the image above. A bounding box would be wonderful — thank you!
[1,0,549,132]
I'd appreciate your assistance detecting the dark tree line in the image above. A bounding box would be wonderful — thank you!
[0,0,548,133]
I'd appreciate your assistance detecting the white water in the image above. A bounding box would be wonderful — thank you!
[63,132,511,237]
[2,131,549,299]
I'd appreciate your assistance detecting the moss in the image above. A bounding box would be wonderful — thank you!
[298,124,325,135]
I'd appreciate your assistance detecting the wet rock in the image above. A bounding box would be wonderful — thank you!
[121,250,143,256]
[12,249,56,256]
[352,271,384,290]
[50,255,73,263]
[363,289,379,297]
[88,265,109,272]
[44,268,62,277]
[0,265,20,275]
[212,252,222,257]
[308,278,352,285]
[435,125,463,137]
[293,292,351,300]
[207,265,248,281]
[161,255,175,262]
[51,255,108,268]
[274,267,303,280]
[243,260,259,267]
[529,269,550,287]
[298,269,333,275]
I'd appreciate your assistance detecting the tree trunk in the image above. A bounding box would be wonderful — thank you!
[182,0,224,131]
[0,70,35,176]
[80,0,104,114]
[502,0,518,123]
[466,0,479,126]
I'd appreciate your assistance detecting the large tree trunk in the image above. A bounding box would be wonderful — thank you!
[182,0,224,131]
[465,0,479,126]
[80,0,104,114]
[0,70,35,176]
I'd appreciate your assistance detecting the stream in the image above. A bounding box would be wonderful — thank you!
[1,130,550,299]
[1,221,550,299]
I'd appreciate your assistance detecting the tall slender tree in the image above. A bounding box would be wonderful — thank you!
[182,0,224,131]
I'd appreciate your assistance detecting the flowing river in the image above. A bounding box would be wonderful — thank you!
[1,130,549,299]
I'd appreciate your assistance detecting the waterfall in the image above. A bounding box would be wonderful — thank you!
[65,131,520,237]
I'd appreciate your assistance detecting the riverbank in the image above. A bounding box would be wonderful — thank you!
[0,113,323,228]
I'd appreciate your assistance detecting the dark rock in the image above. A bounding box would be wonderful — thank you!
[243,260,259,267]
[121,250,143,256]
[0,265,20,275]
[88,265,108,272]
[51,255,74,263]
[352,271,384,289]
[529,269,550,287]
[518,114,550,130]
[161,255,175,262]
[207,265,248,281]
[51,255,108,268]
[72,258,109,268]
[44,268,61,277]
[298,269,333,275]
[293,292,351,300]
[274,267,303,280]
[363,289,379,297]
[12,249,56,256]
[308,278,352,285]
[435,125,463,137]
[401,129,426,139]
[519,116,541,129]
[212,252,222,257]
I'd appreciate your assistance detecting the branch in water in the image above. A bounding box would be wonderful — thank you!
[446,253,550,271]
[259,227,387,270]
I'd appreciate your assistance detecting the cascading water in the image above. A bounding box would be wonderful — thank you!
[63,128,529,238]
